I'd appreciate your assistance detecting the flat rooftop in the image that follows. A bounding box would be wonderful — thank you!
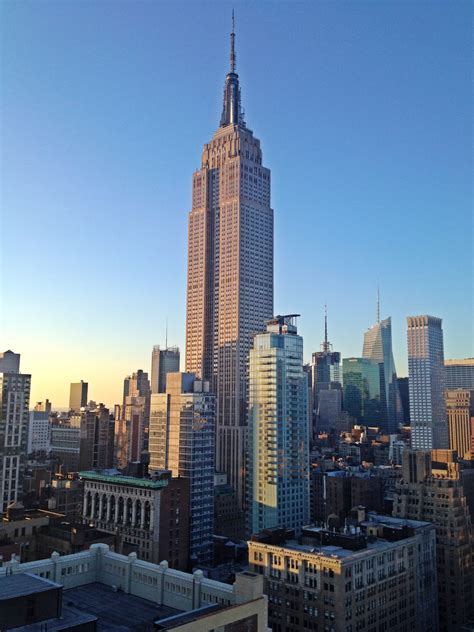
[79,470,168,489]
[63,582,181,631]
[0,572,60,600]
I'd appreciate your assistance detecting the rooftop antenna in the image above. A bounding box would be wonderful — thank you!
[321,304,332,352]
[376,286,380,324]
[165,318,168,350]
[230,9,236,73]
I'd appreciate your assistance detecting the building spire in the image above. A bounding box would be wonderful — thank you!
[321,304,332,352]
[377,286,380,324]
[220,11,245,128]
[324,304,328,349]
[230,9,236,73]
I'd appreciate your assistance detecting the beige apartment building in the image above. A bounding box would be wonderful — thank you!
[445,388,473,459]
[248,512,438,632]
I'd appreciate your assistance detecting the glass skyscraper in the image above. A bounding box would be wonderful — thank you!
[248,315,309,535]
[343,357,381,424]
[362,317,403,434]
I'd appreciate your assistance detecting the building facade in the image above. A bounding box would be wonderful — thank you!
[50,406,114,473]
[362,317,403,434]
[249,512,438,632]
[445,389,473,460]
[116,369,151,467]
[407,315,447,449]
[69,381,88,412]
[151,345,180,394]
[80,470,190,570]
[248,315,309,536]
[445,358,474,390]
[28,410,51,454]
[0,351,31,513]
[149,372,215,564]
[393,449,474,631]
[185,22,273,505]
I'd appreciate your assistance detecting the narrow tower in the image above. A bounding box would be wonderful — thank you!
[185,17,274,505]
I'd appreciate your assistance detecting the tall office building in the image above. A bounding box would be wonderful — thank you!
[362,316,403,434]
[310,307,342,434]
[342,357,381,424]
[393,449,474,631]
[115,369,151,467]
[248,315,309,535]
[407,315,447,449]
[446,389,473,459]
[185,19,273,503]
[445,358,474,389]
[0,351,31,513]
[149,372,215,564]
[69,381,88,412]
[150,345,180,394]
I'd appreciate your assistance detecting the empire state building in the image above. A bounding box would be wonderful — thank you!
[185,19,274,504]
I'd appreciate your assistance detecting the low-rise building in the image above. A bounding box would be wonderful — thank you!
[80,469,190,570]
[0,544,269,631]
[249,512,438,632]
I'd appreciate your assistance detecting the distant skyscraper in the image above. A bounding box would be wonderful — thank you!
[342,358,381,424]
[407,315,447,449]
[116,370,151,467]
[185,19,273,504]
[362,316,403,433]
[34,399,52,413]
[69,381,88,412]
[445,358,474,389]
[310,307,341,435]
[446,389,473,460]
[149,372,215,564]
[0,351,30,513]
[150,345,180,394]
[248,315,309,535]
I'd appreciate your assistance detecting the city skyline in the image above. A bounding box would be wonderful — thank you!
[2,2,472,408]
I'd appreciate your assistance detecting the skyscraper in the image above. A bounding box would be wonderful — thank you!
[407,315,447,449]
[342,357,381,424]
[248,315,309,535]
[185,19,273,503]
[0,351,31,513]
[362,316,403,433]
[69,381,88,412]
[150,345,180,394]
[149,372,215,564]
[116,370,151,467]
[309,307,342,434]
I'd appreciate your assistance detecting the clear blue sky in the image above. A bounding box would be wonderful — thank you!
[1,0,472,407]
